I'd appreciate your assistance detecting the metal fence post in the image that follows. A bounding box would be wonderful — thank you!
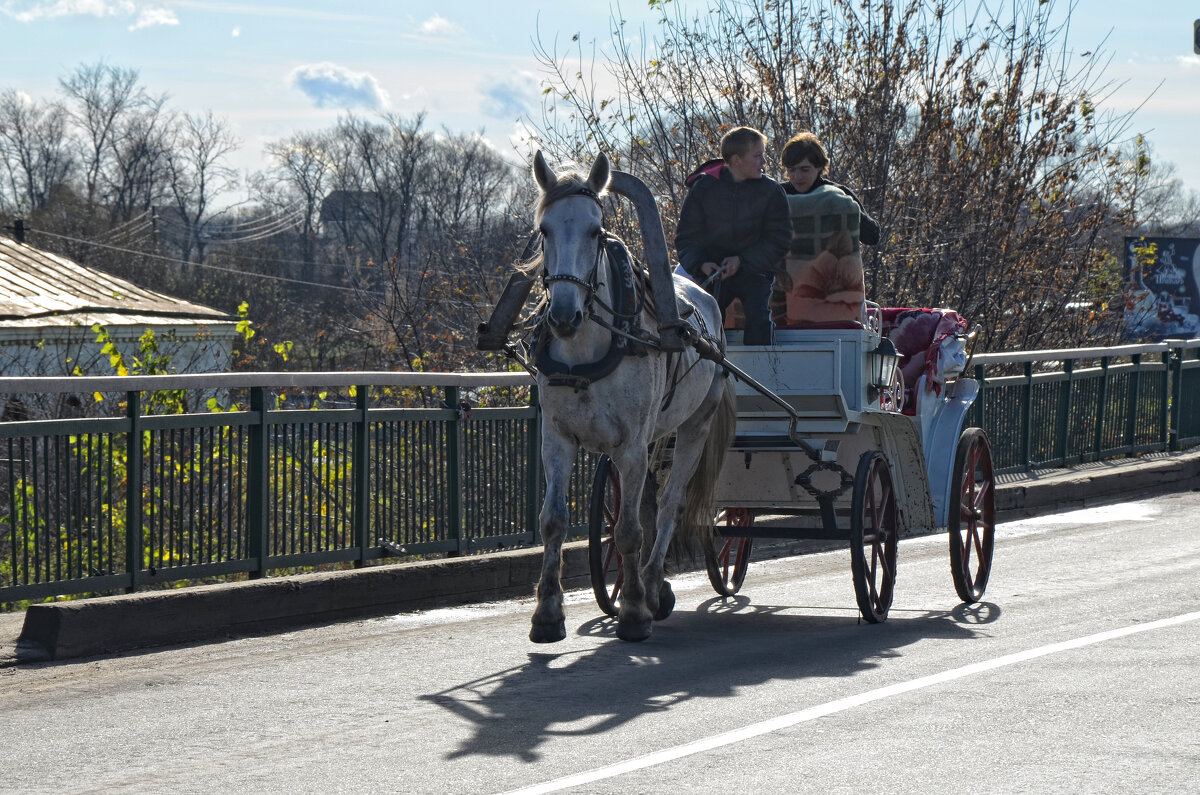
[124,390,143,593]
[247,386,268,578]
[1161,349,1172,450]
[1092,356,1110,460]
[445,385,464,557]
[1021,362,1033,470]
[1054,359,1073,465]
[1124,353,1141,452]
[352,385,370,566]
[1171,346,1185,451]
[526,384,543,544]
[972,364,985,430]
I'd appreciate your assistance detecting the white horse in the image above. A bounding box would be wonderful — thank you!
[529,151,736,643]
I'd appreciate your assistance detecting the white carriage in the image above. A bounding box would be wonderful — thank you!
[588,303,996,624]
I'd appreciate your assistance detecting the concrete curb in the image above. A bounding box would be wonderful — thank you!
[6,449,1200,664]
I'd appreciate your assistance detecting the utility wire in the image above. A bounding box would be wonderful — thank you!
[31,227,386,297]
[29,226,507,312]
[95,210,152,241]
[153,204,307,242]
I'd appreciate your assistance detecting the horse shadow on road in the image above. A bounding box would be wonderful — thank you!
[420,598,1000,763]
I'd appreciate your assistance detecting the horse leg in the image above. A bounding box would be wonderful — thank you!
[638,468,658,569]
[529,434,575,643]
[612,453,654,642]
[638,467,675,621]
[642,423,711,623]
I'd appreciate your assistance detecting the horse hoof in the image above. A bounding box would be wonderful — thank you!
[616,618,652,642]
[529,620,567,643]
[654,583,676,621]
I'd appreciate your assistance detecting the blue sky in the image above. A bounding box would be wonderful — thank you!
[0,0,1197,197]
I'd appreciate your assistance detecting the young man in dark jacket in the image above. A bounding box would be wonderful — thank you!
[675,126,792,345]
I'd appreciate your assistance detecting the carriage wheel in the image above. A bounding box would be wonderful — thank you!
[705,508,754,596]
[588,455,623,616]
[948,428,996,603]
[850,451,899,623]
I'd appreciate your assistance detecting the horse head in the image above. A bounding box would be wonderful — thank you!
[533,151,611,340]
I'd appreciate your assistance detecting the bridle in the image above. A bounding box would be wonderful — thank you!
[524,180,722,394]
[539,186,607,305]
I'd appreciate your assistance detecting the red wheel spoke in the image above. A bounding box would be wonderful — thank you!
[609,570,623,603]
[973,479,992,510]
[707,509,753,596]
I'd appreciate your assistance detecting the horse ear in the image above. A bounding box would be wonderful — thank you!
[588,153,611,195]
[533,151,556,192]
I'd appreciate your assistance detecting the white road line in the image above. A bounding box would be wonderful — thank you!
[500,609,1200,795]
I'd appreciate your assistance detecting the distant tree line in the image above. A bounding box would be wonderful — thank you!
[5,2,1200,371]
[0,63,532,375]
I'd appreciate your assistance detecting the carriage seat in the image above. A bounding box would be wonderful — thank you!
[881,308,968,414]
[778,318,863,330]
[724,297,864,331]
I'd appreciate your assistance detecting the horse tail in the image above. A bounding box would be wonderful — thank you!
[679,374,736,545]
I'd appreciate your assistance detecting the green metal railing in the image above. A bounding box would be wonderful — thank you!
[0,372,594,606]
[4,339,1200,606]
[970,340,1200,473]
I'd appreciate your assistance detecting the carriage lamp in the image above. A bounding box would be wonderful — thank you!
[869,337,900,395]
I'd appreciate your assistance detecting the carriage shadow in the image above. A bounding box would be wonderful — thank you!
[421,599,998,763]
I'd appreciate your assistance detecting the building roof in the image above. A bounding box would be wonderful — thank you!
[0,234,234,327]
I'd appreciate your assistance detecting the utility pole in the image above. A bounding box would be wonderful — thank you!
[3,218,26,244]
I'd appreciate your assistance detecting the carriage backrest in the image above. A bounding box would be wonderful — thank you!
[779,185,866,328]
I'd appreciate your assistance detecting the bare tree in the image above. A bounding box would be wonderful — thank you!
[257,131,333,270]
[104,99,172,224]
[0,89,74,214]
[531,0,1152,349]
[59,63,155,212]
[163,110,240,264]
[1112,135,1200,237]
[374,130,528,373]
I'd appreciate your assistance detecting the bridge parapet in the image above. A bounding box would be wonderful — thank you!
[3,340,1200,606]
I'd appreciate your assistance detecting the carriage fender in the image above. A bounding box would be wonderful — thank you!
[871,412,935,536]
[922,377,980,527]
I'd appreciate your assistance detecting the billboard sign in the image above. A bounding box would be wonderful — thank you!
[1124,236,1200,340]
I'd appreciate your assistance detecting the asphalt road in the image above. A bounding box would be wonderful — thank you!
[2,492,1198,794]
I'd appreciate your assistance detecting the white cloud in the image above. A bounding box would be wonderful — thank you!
[3,0,135,22]
[128,6,177,30]
[480,71,538,120]
[288,62,390,111]
[419,14,458,36]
